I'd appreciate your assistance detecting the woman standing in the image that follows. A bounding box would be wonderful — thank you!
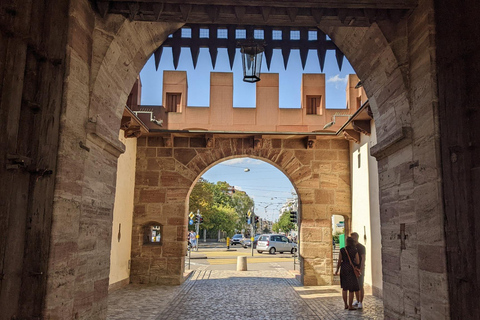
[334,236,360,310]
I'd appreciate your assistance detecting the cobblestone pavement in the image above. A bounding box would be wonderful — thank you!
[107,268,383,320]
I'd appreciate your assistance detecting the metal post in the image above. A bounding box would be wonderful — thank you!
[251,221,254,257]
[196,209,200,251]
[188,245,191,270]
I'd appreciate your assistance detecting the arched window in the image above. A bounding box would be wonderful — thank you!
[143,223,163,245]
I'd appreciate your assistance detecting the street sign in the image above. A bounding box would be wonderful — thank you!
[247,219,251,224]
[189,219,194,225]
[189,212,195,219]
[247,210,252,217]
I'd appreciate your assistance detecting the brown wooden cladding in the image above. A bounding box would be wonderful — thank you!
[0,0,69,318]
[436,0,480,318]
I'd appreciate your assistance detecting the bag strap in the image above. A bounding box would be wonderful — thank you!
[344,247,356,269]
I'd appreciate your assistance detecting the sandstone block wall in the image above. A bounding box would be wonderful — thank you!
[34,0,452,318]
[322,0,449,318]
[132,136,351,286]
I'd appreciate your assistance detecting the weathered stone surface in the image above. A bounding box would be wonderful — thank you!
[314,189,335,204]
[139,189,166,203]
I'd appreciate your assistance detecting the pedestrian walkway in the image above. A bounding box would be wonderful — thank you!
[107,269,383,320]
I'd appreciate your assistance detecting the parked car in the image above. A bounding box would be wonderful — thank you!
[230,234,243,245]
[256,234,297,254]
[241,237,251,248]
[241,234,261,248]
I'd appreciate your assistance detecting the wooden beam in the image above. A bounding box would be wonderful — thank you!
[352,120,371,135]
[343,130,360,143]
[97,0,418,10]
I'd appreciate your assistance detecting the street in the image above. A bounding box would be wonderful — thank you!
[185,242,298,272]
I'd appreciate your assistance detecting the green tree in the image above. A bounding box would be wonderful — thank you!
[272,210,295,234]
[188,179,254,237]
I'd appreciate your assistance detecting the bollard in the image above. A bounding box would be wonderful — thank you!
[237,256,247,271]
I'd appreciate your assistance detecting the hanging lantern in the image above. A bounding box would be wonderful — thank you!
[239,40,265,83]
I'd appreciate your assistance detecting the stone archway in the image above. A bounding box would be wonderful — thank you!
[46,0,448,318]
[131,135,351,286]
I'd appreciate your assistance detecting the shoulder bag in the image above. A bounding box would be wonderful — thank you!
[345,248,362,278]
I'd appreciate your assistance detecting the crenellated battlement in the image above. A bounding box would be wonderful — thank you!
[132,71,366,133]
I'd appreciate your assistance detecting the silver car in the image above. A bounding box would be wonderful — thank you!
[256,234,297,254]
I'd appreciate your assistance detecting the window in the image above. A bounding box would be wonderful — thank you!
[358,152,361,168]
[254,29,264,39]
[272,30,282,40]
[143,223,162,245]
[166,93,181,112]
[306,95,322,115]
[308,30,317,41]
[290,30,300,40]
[236,29,246,39]
[199,28,209,38]
[181,28,191,38]
[217,28,228,39]
[356,96,362,109]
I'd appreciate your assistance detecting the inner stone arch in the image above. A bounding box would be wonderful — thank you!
[186,156,298,243]
[131,135,351,285]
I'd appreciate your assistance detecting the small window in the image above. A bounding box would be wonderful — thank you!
[166,93,181,112]
[181,28,191,38]
[144,224,162,245]
[356,96,362,109]
[358,152,361,168]
[308,30,317,41]
[306,95,322,115]
[199,28,209,38]
[217,28,228,39]
[290,30,300,40]
[272,30,282,40]
[254,29,264,39]
[236,29,246,39]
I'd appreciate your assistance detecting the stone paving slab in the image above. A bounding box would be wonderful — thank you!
[107,269,383,320]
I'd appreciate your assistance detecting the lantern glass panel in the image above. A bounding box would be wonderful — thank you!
[241,44,264,83]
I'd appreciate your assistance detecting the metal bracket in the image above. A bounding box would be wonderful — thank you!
[6,154,32,170]
[397,223,408,250]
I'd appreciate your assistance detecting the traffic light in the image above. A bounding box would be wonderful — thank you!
[290,211,297,223]
[254,216,259,225]
[195,215,199,223]
[246,215,249,224]
[199,216,203,223]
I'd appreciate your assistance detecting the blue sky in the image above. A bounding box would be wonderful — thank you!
[139,43,355,222]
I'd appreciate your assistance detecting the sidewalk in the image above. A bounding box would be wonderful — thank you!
[107,269,383,320]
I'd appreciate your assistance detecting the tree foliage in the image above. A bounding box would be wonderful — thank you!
[188,179,254,237]
[272,210,296,234]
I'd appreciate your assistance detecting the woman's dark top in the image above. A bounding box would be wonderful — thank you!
[340,246,359,292]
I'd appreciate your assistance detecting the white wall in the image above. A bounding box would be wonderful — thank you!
[109,131,137,287]
[350,121,383,297]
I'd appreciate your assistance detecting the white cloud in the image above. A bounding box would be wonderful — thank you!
[327,74,348,84]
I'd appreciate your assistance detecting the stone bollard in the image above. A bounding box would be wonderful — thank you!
[237,256,247,271]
